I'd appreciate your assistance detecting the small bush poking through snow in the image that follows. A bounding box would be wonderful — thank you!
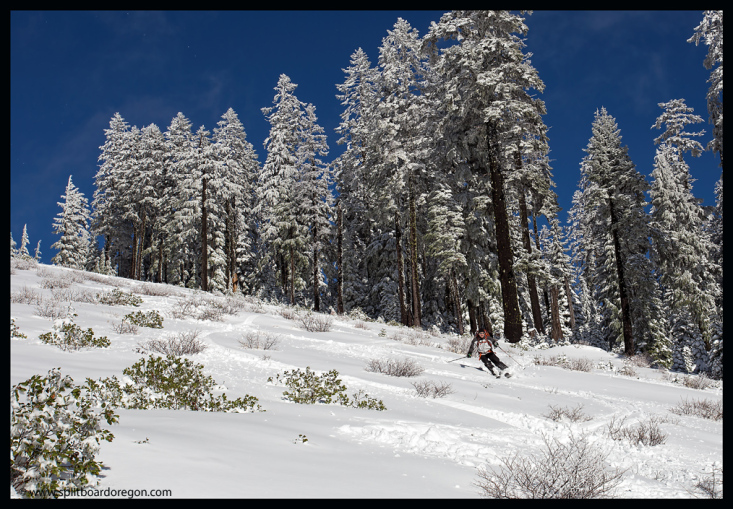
[11,368,118,498]
[268,366,385,410]
[38,319,110,351]
[122,310,164,329]
[96,288,143,307]
[669,398,722,421]
[239,329,280,350]
[606,415,671,446]
[475,432,627,499]
[542,404,593,423]
[365,357,425,377]
[88,355,262,413]
[411,379,455,399]
[138,330,208,356]
[298,311,333,332]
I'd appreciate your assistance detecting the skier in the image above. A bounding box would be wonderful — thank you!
[467,328,510,377]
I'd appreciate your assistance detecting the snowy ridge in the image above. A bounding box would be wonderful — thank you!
[11,264,722,498]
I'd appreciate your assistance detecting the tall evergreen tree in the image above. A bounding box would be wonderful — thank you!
[424,10,546,342]
[260,74,308,304]
[579,108,655,355]
[52,175,91,269]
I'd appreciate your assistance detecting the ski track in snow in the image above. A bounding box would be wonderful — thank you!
[10,265,722,498]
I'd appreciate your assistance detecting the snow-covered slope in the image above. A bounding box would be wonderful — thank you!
[10,263,722,498]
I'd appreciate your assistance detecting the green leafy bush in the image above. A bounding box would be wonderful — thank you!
[11,368,118,498]
[89,355,262,413]
[11,318,27,338]
[123,310,164,329]
[38,319,110,351]
[268,366,385,410]
[96,288,143,307]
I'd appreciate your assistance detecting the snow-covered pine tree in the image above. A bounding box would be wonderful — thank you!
[10,232,17,258]
[33,240,42,263]
[579,108,656,356]
[296,102,331,311]
[194,126,216,292]
[260,74,309,304]
[18,224,31,260]
[211,107,260,294]
[424,10,546,343]
[51,175,91,269]
[132,123,167,281]
[688,10,723,170]
[164,112,200,288]
[334,47,381,316]
[649,100,720,371]
[373,17,434,327]
[93,113,137,276]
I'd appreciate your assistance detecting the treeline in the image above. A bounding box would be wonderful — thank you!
[38,11,722,377]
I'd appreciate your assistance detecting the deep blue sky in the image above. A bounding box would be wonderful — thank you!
[11,11,720,265]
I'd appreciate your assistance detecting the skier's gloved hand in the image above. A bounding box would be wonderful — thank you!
[466,354,471,358]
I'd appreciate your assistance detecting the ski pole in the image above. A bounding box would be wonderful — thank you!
[497,344,525,368]
[447,356,468,363]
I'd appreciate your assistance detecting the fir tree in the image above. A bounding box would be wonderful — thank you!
[51,176,91,269]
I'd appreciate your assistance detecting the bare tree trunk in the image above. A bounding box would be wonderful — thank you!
[486,121,522,343]
[517,179,545,334]
[451,270,463,335]
[395,210,408,325]
[564,275,576,331]
[200,174,208,292]
[609,197,633,355]
[550,285,563,341]
[290,244,295,306]
[468,299,477,335]
[409,176,421,328]
[336,201,344,314]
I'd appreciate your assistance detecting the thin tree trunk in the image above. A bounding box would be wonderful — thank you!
[201,174,208,292]
[564,275,576,331]
[518,179,545,334]
[336,201,344,315]
[468,299,477,335]
[409,175,421,328]
[550,285,563,341]
[532,211,551,315]
[451,270,463,335]
[313,225,320,312]
[609,197,633,355]
[486,121,522,343]
[395,210,408,325]
[290,244,295,306]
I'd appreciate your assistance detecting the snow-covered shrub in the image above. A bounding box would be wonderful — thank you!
[365,357,424,377]
[10,285,43,305]
[681,372,715,390]
[96,288,143,307]
[34,300,66,320]
[542,404,593,423]
[38,319,110,351]
[268,366,385,410]
[40,275,74,290]
[90,355,262,413]
[533,354,593,373]
[298,311,333,332]
[476,432,626,498]
[411,379,454,399]
[122,310,163,329]
[139,330,207,355]
[134,282,175,297]
[11,368,118,498]
[693,463,723,499]
[669,397,722,421]
[606,415,671,446]
[445,334,472,354]
[238,329,280,350]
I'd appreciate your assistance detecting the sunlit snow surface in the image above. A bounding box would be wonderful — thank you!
[11,264,722,498]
